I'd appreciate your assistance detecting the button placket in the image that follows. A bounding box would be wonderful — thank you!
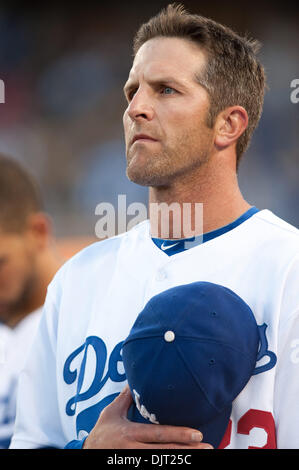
[156,268,167,281]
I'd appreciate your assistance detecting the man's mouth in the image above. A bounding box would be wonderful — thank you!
[132,134,158,145]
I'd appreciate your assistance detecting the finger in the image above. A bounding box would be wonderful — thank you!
[129,441,213,450]
[129,422,203,445]
[108,385,133,417]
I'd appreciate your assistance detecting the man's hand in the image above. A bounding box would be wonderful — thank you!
[83,385,213,449]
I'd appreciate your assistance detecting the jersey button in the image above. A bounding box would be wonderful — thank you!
[156,269,167,281]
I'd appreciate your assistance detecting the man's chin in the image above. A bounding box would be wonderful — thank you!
[126,150,170,186]
[126,166,171,187]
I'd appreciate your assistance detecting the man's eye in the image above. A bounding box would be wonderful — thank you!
[161,86,176,95]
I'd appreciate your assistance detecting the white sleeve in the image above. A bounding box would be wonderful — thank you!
[9,284,65,449]
[274,255,299,448]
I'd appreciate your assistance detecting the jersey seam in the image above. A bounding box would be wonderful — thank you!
[277,254,299,335]
[278,308,299,337]
[254,212,299,238]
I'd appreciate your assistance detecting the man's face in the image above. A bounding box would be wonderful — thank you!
[123,37,215,187]
[0,231,37,319]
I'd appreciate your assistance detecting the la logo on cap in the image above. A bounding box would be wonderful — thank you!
[133,389,159,424]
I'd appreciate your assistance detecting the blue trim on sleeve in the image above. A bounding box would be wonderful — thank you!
[64,436,87,449]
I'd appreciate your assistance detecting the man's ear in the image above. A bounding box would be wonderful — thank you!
[214,106,248,150]
[25,212,52,251]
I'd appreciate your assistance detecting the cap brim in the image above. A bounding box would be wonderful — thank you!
[127,402,231,449]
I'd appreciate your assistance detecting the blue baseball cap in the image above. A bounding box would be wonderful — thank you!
[122,281,259,448]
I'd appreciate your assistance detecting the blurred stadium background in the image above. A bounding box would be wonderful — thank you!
[0,1,298,256]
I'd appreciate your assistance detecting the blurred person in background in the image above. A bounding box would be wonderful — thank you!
[0,153,63,447]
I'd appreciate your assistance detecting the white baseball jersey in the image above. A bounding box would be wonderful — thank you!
[0,310,42,448]
[10,209,299,449]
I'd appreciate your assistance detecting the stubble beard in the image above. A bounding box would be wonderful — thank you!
[0,260,37,323]
[126,133,211,188]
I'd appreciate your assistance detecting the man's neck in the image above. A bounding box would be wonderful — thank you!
[148,160,251,239]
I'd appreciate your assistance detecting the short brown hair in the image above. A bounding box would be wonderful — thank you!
[0,154,43,233]
[133,3,266,166]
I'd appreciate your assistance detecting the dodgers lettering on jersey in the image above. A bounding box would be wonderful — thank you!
[10,210,299,449]
[253,324,277,375]
[63,337,125,438]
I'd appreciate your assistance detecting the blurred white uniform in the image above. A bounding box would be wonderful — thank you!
[0,310,41,448]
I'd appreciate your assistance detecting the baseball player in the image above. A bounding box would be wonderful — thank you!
[10,4,299,449]
[0,154,63,447]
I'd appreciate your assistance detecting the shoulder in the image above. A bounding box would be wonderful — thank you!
[250,210,299,257]
[13,308,42,339]
[48,220,150,298]
[64,219,149,268]
[254,210,299,237]
[255,212,299,326]
[0,322,12,339]
[0,323,13,360]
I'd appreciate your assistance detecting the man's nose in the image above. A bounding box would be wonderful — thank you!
[127,89,154,121]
